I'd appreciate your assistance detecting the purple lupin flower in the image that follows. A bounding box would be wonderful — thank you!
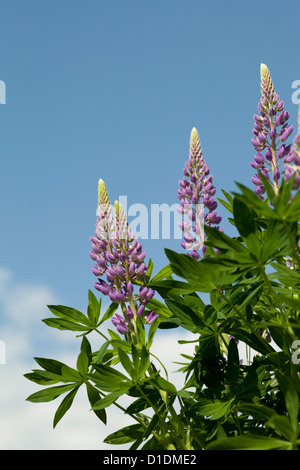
[284,105,300,189]
[251,64,293,197]
[177,127,222,258]
[90,179,157,335]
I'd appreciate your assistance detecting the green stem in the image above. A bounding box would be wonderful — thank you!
[94,328,110,342]
[136,383,176,450]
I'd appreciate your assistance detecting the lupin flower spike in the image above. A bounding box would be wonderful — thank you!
[251,64,293,197]
[90,180,157,335]
[284,104,300,189]
[177,127,222,258]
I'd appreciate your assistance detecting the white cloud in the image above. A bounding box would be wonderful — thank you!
[0,266,196,450]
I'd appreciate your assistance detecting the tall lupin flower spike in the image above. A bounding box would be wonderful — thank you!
[177,127,222,259]
[90,179,157,335]
[284,104,300,189]
[251,64,293,197]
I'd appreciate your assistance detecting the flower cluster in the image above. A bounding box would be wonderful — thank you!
[90,179,157,335]
[284,105,300,189]
[251,64,293,197]
[177,127,222,259]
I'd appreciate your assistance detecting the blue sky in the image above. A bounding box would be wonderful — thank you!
[0,0,299,449]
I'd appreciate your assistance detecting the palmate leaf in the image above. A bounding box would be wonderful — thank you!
[165,298,205,333]
[88,363,132,392]
[164,249,245,292]
[192,398,234,420]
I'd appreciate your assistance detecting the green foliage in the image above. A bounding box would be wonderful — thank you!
[25,169,300,450]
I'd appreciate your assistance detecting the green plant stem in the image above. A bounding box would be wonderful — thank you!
[149,352,169,381]
[168,404,194,450]
[232,407,243,435]
[135,383,176,450]
[94,328,110,341]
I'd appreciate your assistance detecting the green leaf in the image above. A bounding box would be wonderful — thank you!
[145,258,154,281]
[53,386,79,428]
[149,279,197,298]
[194,399,233,420]
[285,387,299,434]
[139,346,150,378]
[267,415,295,442]
[146,297,173,319]
[89,364,132,392]
[233,183,275,219]
[276,372,300,434]
[98,302,119,326]
[150,264,173,283]
[143,414,160,441]
[236,364,266,399]
[92,390,125,410]
[238,402,276,421]
[87,289,101,326]
[32,357,82,382]
[233,197,256,238]
[86,382,107,424]
[24,370,62,386]
[152,375,177,395]
[104,424,145,445]
[285,188,300,222]
[42,317,90,332]
[146,315,160,349]
[26,383,77,403]
[33,357,67,375]
[76,350,89,376]
[92,341,111,365]
[206,434,292,450]
[118,348,133,377]
[165,299,204,333]
[227,339,239,395]
[47,304,91,326]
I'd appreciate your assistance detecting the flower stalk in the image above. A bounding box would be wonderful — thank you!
[177,127,222,258]
[251,64,293,197]
[90,179,158,336]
